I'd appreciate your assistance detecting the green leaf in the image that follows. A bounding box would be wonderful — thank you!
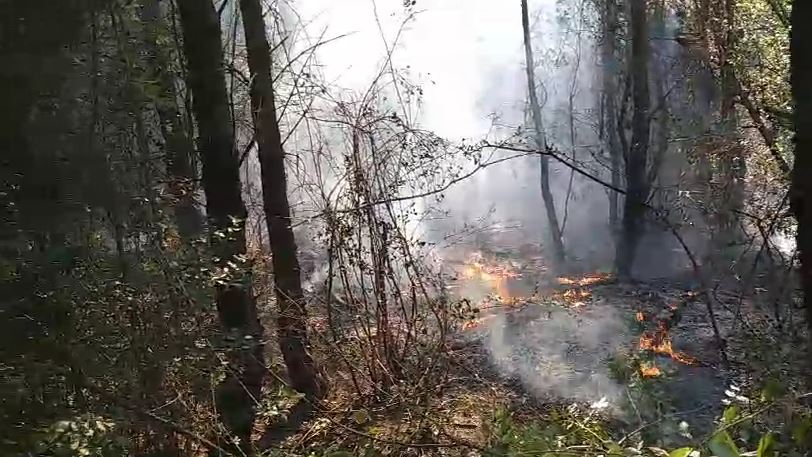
[608,442,625,457]
[792,417,812,446]
[668,447,694,457]
[760,380,785,402]
[709,431,740,457]
[756,432,775,457]
[723,405,740,424]
[353,409,369,425]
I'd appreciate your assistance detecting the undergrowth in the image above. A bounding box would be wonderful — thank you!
[481,382,812,457]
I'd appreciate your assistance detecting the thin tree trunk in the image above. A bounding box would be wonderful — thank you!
[790,0,812,375]
[646,1,668,197]
[143,0,202,240]
[238,0,323,398]
[520,0,566,266]
[176,0,265,453]
[714,0,745,256]
[615,0,650,279]
[602,0,622,235]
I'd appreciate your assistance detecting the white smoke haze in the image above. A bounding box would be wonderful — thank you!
[267,0,632,406]
[483,304,629,407]
[265,0,722,410]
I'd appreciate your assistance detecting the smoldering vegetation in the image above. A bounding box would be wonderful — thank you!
[5,0,801,453]
[272,0,789,425]
[482,305,629,407]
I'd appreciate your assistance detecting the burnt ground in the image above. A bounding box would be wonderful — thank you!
[447,257,736,444]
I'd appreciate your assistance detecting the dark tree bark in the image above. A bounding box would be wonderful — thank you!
[520,0,566,266]
[601,0,622,235]
[239,0,323,398]
[0,0,91,240]
[790,0,812,364]
[176,0,265,452]
[615,0,650,279]
[142,0,202,240]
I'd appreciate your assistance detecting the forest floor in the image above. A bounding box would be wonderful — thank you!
[444,254,732,441]
[265,242,801,455]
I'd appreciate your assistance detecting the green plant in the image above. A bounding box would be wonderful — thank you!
[33,415,128,456]
[482,382,812,457]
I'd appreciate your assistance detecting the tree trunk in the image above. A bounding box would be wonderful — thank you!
[239,0,323,398]
[713,0,745,262]
[520,0,566,266]
[601,0,622,235]
[646,1,668,196]
[142,0,202,240]
[176,0,265,452]
[615,0,650,279]
[790,0,812,372]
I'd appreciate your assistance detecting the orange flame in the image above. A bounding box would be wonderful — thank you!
[554,288,592,308]
[638,321,696,365]
[639,362,662,377]
[461,255,520,302]
[462,319,481,330]
[556,272,611,287]
[562,289,591,300]
[636,311,646,322]
[461,314,498,331]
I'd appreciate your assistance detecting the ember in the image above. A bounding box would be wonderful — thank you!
[556,272,611,287]
[460,253,520,302]
[563,289,591,301]
[462,319,481,331]
[555,288,592,307]
[636,311,646,322]
[461,314,497,331]
[638,321,697,365]
[639,362,662,378]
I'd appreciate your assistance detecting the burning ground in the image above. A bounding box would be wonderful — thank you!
[446,250,730,433]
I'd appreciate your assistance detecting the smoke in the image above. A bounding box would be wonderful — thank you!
[281,0,635,406]
[224,0,746,428]
[411,0,623,269]
[477,302,628,408]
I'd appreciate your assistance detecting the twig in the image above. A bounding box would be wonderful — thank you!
[484,142,731,364]
[81,382,233,456]
[291,151,536,225]
[618,405,710,445]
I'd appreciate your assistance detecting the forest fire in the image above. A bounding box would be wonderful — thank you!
[556,272,612,287]
[639,362,662,378]
[638,321,697,365]
[545,272,609,308]
[460,313,502,331]
[462,318,483,331]
[555,288,592,307]
[460,254,521,302]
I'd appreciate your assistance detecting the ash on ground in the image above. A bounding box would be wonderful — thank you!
[454,274,730,439]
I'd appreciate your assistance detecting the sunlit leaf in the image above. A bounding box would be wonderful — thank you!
[723,405,740,424]
[709,431,740,457]
[669,447,694,457]
[756,432,775,457]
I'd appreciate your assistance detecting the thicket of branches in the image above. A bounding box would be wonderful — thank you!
[1,0,810,456]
